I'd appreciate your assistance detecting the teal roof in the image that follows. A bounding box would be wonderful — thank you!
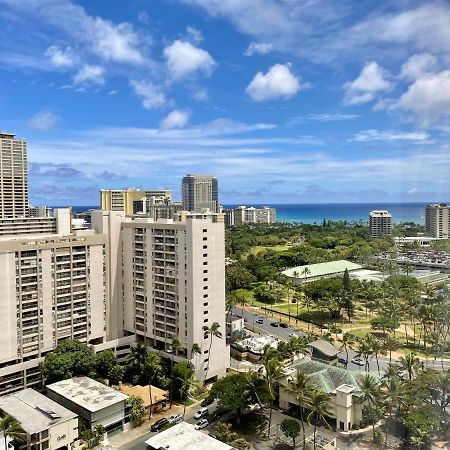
[284,359,379,395]
[282,260,362,279]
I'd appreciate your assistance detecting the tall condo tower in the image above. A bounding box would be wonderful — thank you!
[0,132,28,218]
[369,210,392,237]
[425,203,450,238]
[182,174,218,213]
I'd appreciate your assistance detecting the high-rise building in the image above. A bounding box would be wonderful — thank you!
[224,205,276,226]
[27,205,52,218]
[369,210,392,237]
[182,174,218,213]
[0,230,107,395]
[100,189,172,215]
[0,132,28,218]
[425,203,450,238]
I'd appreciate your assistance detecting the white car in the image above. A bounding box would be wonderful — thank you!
[167,414,182,424]
[195,419,209,430]
[256,318,264,324]
[193,407,209,419]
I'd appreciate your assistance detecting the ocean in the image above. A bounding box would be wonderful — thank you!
[65,202,432,224]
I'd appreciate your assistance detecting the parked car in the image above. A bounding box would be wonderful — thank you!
[279,322,288,328]
[270,322,279,327]
[201,396,214,407]
[194,407,209,419]
[194,419,209,430]
[151,417,169,432]
[351,356,365,366]
[167,414,182,424]
[338,356,348,365]
[256,317,264,324]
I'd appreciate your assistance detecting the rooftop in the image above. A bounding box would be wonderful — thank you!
[308,340,340,357]
[47,377,128,412]
[282,260,362,279]
[0,388,77,434]
[145,422,234,450]
[119,384,167,408]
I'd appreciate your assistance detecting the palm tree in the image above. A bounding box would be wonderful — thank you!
[0,415,26,450]
[398,352,420,380]
[339,332,355,366]
[307,390,332,450]
[358,335,375,372]
[358,373,381,407]
[143,352,161,417]
[292,270,300,323]
[244,370,268,407]
[203,322,222,382]
[169,338,182,408]
[286,370,312,449]
[191,342,201,371]
[384,334,399,363]
[127,342,148,379]
[263,357,284,437]
[177,365,196,419]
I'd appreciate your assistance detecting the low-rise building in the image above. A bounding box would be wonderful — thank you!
[307,340,340,365]
[145,422,234,450]
[225,314,245,343]
[0,388,78,450]
[46,377,129,435]
[118,383,167,415]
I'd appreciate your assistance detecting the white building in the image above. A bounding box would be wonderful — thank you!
[425,203,450,239]
[224,205,276,226]
[182,174,219,213]
[369,210,392,237]
[0,388,78,450]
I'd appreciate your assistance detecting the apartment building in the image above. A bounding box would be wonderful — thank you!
[0,230,107,395]
[425,203,450,239]
[120,212,228,382]
[0,208,71,237]
[100,189,172,215]
[133,199,184,220]
[28,206,52,218]
[0,132,28,218]
[224,205,276,226]
[182,174,219,213]
[369,210,392,237]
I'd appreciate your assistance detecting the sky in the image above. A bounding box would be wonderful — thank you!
[1,0,450,206]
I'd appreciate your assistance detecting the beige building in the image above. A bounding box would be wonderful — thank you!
[100,189,172,216]
[369,210,392,237]
[0,230,107,395]
[225,205,276,226]
[426,203,450,238]
[182,174,219,213]
[0,132,28,218]
[0,388,79,450]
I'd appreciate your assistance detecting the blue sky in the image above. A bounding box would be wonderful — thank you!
[1,0,450,205]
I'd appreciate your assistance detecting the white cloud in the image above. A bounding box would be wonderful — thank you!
[160,110,190,130]
[307,113,359,121]
[45,45,76,68]
[343,62,393,105]
[186,26,203,44]
[246,63,301,102]
[244,42,273,56]
[164,40,215,79]
[400,53,438,81]
[129,80,167,109]
[392,70,450,127]
[73,64,105,85]
[27,111,60,130]
[350,129,429,142]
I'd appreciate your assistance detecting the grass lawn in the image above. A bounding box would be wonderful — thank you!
[242,244,292,260]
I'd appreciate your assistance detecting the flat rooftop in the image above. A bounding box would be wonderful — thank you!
[145,422,233,450]
[47,377,128,412]
[282,260,362,279]
[0,388,77,434]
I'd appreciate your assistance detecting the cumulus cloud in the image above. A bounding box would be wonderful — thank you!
[164,40,215,79]
[246,63,301,102]
[27,111,61,130]
[45,45,76,68]
[400,53,438,81]
[343,61,393,105]
[73,64,105,85]
[244,42,273,56]
[160,110,190,130]
[129,79,167,109]
[350,129,429,142]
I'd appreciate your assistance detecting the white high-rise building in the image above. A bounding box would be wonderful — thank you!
[369,210,392,237]
[0,132,28,218]
[425,203,450,239]
[182,174,219,213]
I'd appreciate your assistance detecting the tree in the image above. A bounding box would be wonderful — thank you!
[358,373,382,407]
[399,352,420,380]
[307,390,332,450]
[339,332,355,365]
[203,322,222,382]
[143,352,162,417]
[127,343,148,382]
[95,350,118,380]
[383,334,399,363]
[0,415,26,450]
[212,422,250,449]
[127,395,147,426]
[402,406,441,449]
[173,361,195,418]
[362,404,384,441]
[280,419,301,448]
[108,365,125,386]
[190,342,201,371]
[286,370,312,449]
[263,357,284,436]
[169,338,182,408]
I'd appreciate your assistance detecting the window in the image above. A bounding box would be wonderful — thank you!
[204,318,208,323]
[203,237,207,241]
[203,277,208,282]
[203,253,207,257]
[203,229,207,232]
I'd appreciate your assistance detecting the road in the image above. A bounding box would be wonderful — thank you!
[235,307,450,373]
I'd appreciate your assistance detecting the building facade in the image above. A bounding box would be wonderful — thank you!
[425,203,450,238]
[369,210,392,237]
[182,174,218,213]
[224,205,276,226]
[28,206,53,218]
[0,132,28,218]
[0,231,107,395]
